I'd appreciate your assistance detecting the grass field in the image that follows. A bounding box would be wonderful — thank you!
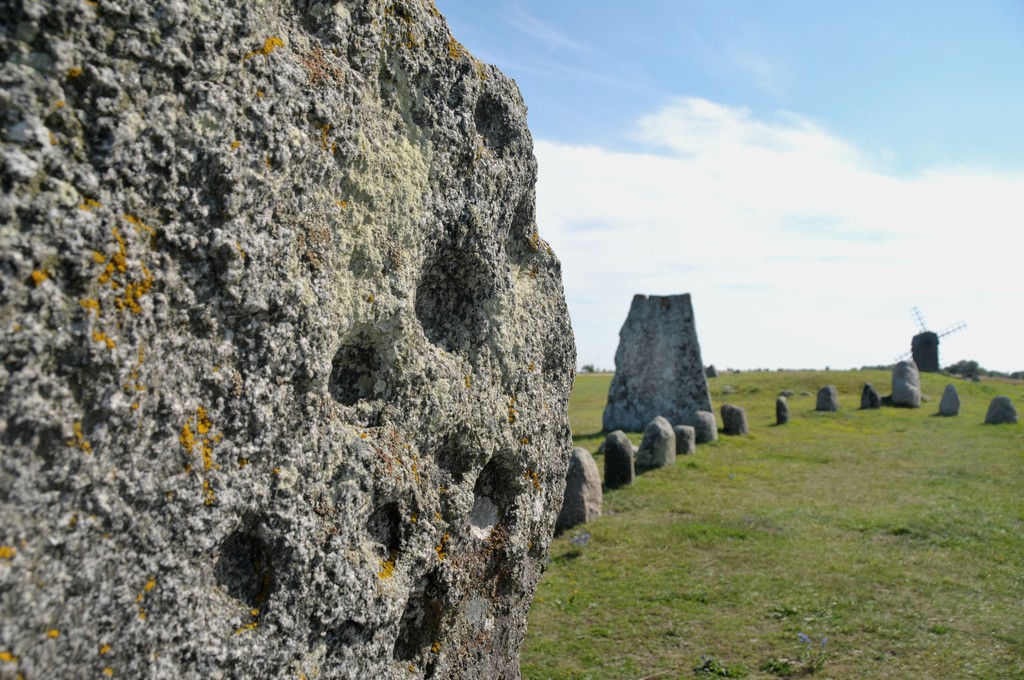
[521,370,1024,679]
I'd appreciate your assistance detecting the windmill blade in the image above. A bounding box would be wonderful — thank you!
[910,306,928,331]
[938,321,967,339]
[894,350,913,362]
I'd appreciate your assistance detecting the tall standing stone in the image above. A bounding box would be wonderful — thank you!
[556,448,602,534]
[692,410,719,444]
[721,404,749,436]
[938,384,961,416]
[861,383,881,409]
[603,431,636,487]
[816,385,839,412]
[985,396,1018,424]
[776,396,790,425]
[674,424,697,455]
[892,360,922,408]
[0,3,576,678]
[602,294,712,432]
[636,416,676,469]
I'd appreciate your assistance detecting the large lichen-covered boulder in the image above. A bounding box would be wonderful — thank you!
[0,2,575,679]
[602,293,712,432]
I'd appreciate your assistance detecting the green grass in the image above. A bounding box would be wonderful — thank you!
[522,370,1024,679]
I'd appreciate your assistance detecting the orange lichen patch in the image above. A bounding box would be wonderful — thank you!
[528,361,535,372]
[435,532,449,561]
[525,470,540,490]
[0,651,16,662]
[67,422,93,454]
[430,641,441,654]
[203,480,215,506]
[138,607,146,620]
[318,124,332,151]
[196,406,211,435]
[92,329,116,350]
[79,198,101,211]
[55,100,65,108]
[67,67,83,78]
[464,375,471,389]
[507,396,518,424]
[264,155,271,169]
[99,644,111,655]
[520,437,530,445]
[334,199,348,208]
[231,140,241,150]
[235,242,247,259]
[377,550,397,580]
[256,90,265,97]
[47,629,60,639]
[0,546,15,560]
[103,668,113,677]
[410,512,418,523]
[49,130,58,146]
[31,270,48,286]
[80,298,101,317]
[244,36,285,60]
[366,294,374,303]
[237,457,249,468]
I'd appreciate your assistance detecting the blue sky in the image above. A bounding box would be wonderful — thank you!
[435,0,1024,373]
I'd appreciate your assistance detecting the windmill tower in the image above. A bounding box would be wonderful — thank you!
[898,307,966,372]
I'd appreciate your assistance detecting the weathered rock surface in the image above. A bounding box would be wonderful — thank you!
[0,3,575,679]
[776,396,789,425]
[673,424,696,455]
[636,416,675,469]
[555,448,601,534]
[721,404,748,436]
[602,294,712,432]
[692,410,718,443]
[985,396,1018,424]
[816,385,839,412]
[603,431,636,487]
[861,383,881,410]
[939,384,960,417]
[892,361,922,408]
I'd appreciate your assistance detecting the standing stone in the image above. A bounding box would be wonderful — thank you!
[692,410,719,443]
[985,396,1018,424]
[602,294,713,431]
[636,416,676,469]
[604,430,637,487]
[861,383,882,409]
[892,360,922,408]
[776,396,790,425]
[721,404,749,436]
[556,448,603,534]
[816,385,839,412]
[939,384,961,417]
[674,424,697,455]
[0,4,576,678]
[706,364,718,378]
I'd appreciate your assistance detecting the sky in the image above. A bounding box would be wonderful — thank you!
[434,0,1024,373]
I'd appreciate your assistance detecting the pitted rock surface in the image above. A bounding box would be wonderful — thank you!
[0,2,575,679]
[602,294,712,432]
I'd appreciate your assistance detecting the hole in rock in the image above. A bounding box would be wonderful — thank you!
[214,529,273,610]
[474,92,516,153]
[329,332,383,405]
[366,502,402,555]
[392,569,446,662]
[415,245,494,354]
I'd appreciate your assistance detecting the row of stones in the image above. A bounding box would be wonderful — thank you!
[780,384,1017,424]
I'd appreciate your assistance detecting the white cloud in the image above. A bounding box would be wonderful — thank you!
[536,97,1024,372]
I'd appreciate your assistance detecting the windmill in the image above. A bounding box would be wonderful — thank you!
[895,307,966,372]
